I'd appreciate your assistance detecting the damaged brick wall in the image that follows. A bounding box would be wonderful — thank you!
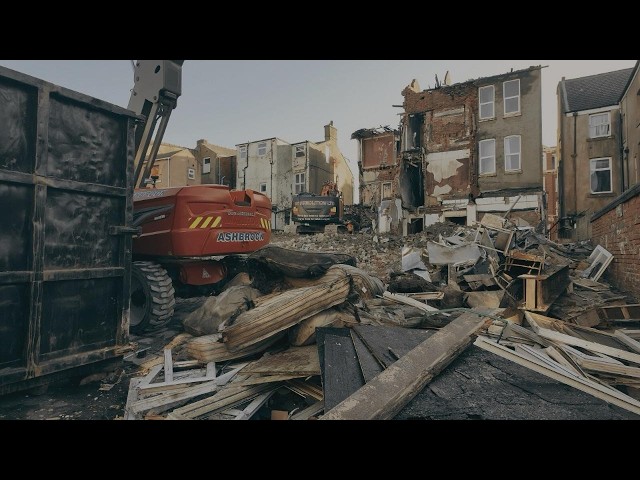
[359,166,399,207]
[362,133,396,169]
[591,186,640,297]
[357,131,400,208]
[402,83,477,202]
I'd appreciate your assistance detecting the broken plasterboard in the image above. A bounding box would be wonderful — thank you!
[402,246,427,271]
[401,246,431,281]
[427,241,482,266]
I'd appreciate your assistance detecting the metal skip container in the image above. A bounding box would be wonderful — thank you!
[0,65,138,393]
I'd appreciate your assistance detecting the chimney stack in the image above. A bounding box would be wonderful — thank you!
[324,121,337,142]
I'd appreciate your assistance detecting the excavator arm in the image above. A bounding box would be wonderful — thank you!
[128,60,184,188]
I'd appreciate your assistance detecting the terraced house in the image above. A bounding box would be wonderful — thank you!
[557,67,635,241]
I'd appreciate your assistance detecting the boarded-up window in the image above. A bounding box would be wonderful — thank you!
[203,157,211,174]
[382,182,392,199]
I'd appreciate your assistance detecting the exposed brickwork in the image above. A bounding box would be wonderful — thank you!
[355,130,400,208]
[403,85,476,200]
[361,133,397,169]
[591,192,640,297]
[403,83,477,116]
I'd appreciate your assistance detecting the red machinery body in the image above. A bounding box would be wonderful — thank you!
[133,185,272,259]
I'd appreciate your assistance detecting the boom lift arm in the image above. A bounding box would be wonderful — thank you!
[125,60,273,334]
[128,60,184,188]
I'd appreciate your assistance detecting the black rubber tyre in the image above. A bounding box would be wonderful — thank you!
[130,261,176,334]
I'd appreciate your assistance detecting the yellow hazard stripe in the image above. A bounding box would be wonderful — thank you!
[210,216,222,228]
[200,216,213,228]
[260,218,272,230]
[189,217,203,229]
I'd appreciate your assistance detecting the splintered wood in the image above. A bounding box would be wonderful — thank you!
[125,345,325,420]
[475,310,640,416]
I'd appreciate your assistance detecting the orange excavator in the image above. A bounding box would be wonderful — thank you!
[127,61,272,333]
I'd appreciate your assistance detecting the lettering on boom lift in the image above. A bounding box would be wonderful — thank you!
[216,232,265,242]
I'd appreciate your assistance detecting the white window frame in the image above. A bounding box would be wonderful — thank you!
[590,157,613,194]
[294,172,305,193]
[589,112,611,139]
[294,145,305,158]
[202,156,211,174]
[479,139,496,175]
[504,135,521,172]
[503,79,520,116]
[259,182,267,193]
[258,142,267,156]
[187,167,196,180]
[479,85,495,120]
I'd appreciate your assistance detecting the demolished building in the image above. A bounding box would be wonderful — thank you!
[351,126,401,233]
[353,66,545,236]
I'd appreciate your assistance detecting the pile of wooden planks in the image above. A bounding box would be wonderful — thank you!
[476,310,640,416]
[125,345,325,420]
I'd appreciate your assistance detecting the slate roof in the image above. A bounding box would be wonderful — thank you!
[199,140,236,157]
[561,68,634,113]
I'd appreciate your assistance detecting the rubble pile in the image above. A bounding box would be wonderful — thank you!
[268,220,459,283]
[122,218,640,420]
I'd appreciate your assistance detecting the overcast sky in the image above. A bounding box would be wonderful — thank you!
[1,59,636,188]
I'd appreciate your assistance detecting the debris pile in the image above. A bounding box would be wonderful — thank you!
[475,310,640,416]
[123,218,639,420]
